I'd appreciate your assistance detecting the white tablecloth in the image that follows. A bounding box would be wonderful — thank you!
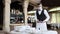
[10,25,58,34]
[10,30,58,34]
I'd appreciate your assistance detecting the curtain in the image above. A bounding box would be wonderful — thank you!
[50,12,60,23]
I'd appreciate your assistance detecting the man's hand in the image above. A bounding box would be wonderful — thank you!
[43,21,47,23]
[37,19,39,23]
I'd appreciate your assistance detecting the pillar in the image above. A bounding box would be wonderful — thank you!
[23,0,29,25]
[3,0,11,32]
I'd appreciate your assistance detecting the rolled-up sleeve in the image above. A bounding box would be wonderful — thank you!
[44,10,50,21]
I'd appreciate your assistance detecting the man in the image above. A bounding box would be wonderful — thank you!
[35,4,50,31]
[15,10,20,23]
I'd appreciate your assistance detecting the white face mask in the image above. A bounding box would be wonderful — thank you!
[38,4,43,11]
[39,7,42,11]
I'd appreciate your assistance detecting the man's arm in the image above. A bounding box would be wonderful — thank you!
[43,10,50,22]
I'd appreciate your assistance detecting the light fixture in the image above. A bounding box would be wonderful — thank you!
[28,11,36,14]
[49,7,60,12]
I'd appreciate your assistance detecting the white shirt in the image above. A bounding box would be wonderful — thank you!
[35,9,50,22]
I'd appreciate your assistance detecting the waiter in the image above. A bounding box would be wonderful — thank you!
[35,3,50,31]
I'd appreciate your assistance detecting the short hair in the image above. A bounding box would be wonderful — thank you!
[37,3,42,5]
[37,1,42,5]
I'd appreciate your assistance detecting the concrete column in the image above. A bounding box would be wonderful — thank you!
[3,0,11,32]
[23,0,29,25]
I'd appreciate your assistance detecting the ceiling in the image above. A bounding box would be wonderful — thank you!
[30,0,60,8]
[41,0,60,7]
[11,0,60,11]
[11,0,60,7]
